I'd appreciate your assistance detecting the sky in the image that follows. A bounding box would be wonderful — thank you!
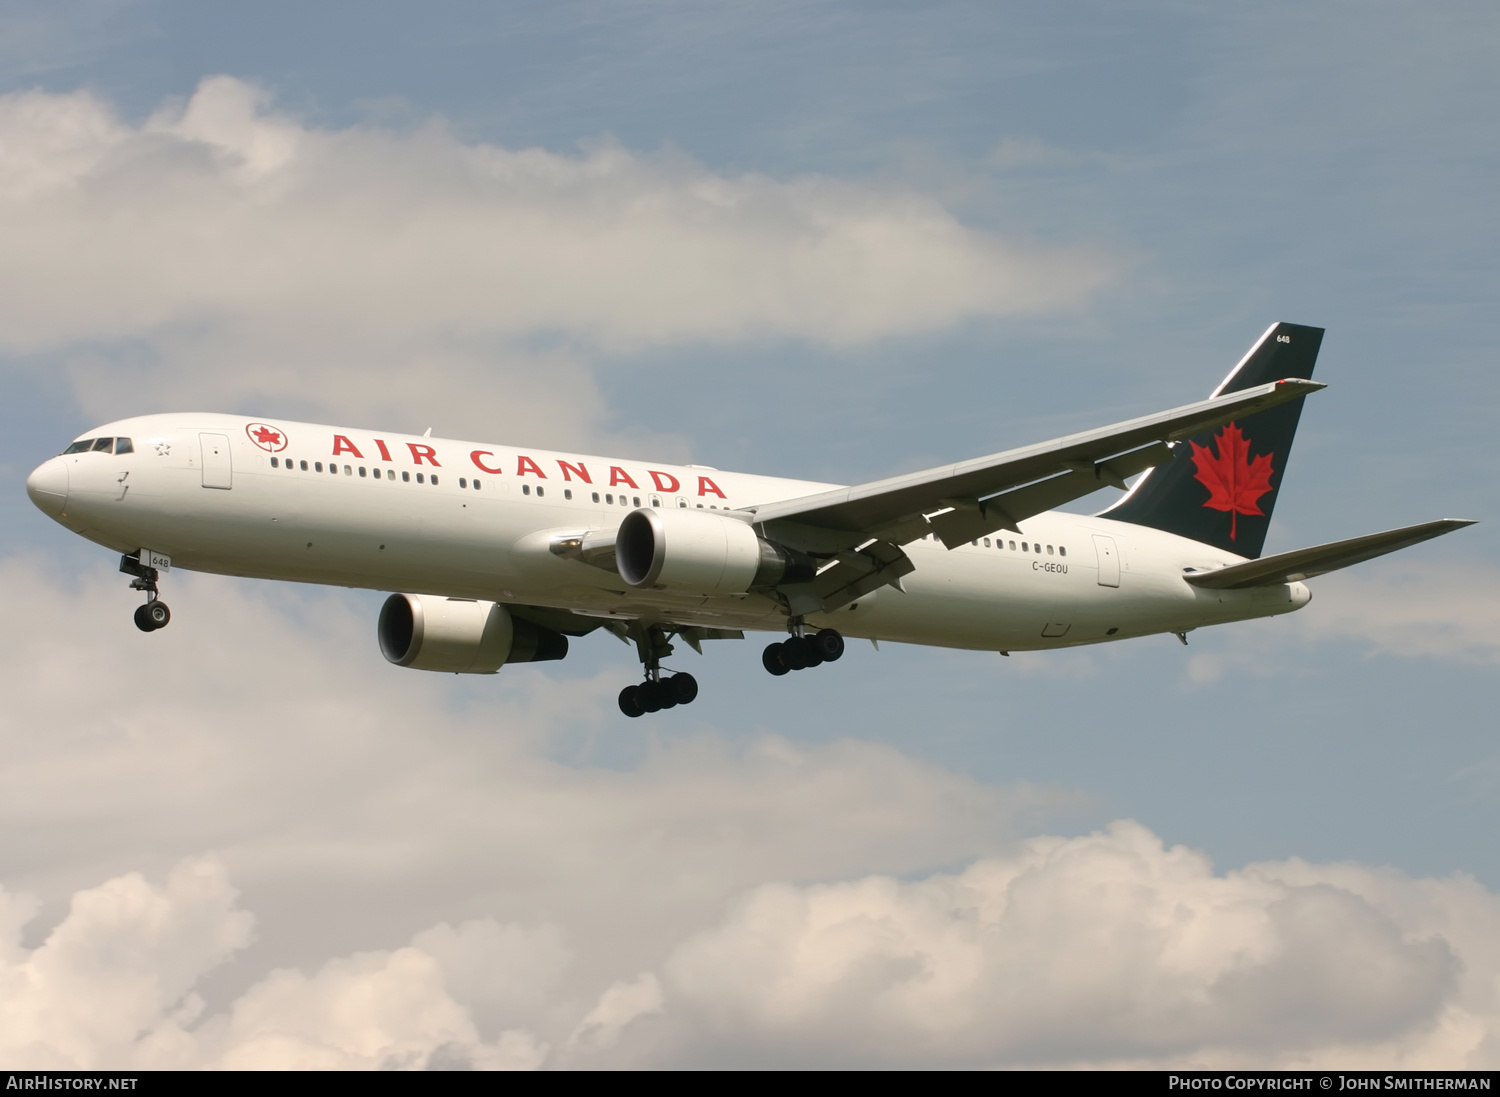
[2,0,1498,1070]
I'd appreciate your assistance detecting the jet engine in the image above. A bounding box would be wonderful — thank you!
[378,594,567,673]
[616,507,814,594]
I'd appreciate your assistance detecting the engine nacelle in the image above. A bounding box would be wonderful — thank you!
[377,594,567,673]
[616,507,814,594]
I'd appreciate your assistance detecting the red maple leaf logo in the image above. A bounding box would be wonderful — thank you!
[1189,422,1275,541]
[245,422,289,451]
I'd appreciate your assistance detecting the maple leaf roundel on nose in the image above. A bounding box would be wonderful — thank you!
[1189,422,1275,542]
[246,422,289,452]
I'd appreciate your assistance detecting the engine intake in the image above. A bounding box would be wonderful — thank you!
[378,594,567,673]
[616,508,814,594]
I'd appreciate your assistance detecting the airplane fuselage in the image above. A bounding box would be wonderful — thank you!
[27,413,1309,655]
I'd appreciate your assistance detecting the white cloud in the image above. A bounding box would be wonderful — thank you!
[0,858,252,1069]
[5,553,1495,1068]
[657,821,1493,1068]
[1295,563,1500,666]
[4,826,1497,1069]
[566,973,664,1053]
[0,76,1112,348]
[0,554,1037,1063]
[0,76,1116,443]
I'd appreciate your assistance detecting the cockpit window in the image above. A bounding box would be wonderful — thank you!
[61,437,134,454]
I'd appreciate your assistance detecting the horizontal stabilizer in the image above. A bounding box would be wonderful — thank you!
[1182,519,1476,590]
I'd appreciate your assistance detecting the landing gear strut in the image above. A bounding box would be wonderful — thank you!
[618,625,700,718]
[120,553,171,633]
[763,621,844,676]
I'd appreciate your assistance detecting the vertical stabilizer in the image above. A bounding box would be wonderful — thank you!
[1100,322,1324,558]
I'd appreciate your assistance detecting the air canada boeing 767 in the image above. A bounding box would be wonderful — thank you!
[25,323,1474,716]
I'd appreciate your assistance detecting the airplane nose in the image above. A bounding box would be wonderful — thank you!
[26,457,69,517]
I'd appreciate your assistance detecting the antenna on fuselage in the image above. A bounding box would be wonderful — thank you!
[422,427,433,437]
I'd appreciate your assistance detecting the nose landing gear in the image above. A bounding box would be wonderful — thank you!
[763,625,845,676]
[120,553,171,633]
[618,624,700,718]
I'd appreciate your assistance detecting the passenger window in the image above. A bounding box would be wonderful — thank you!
[1059,546,1067,557]
[1035,543,1041,554]
[92,438,113,452]
[459,477,467,488]
[301,460,309,471]
[534,485,541,497]
[605,494,613,504]
[1047,545,1053,555]
[697,504,704,509]
[315,462,324,472]
[359,467,367,477]
[417,473,425,484]
[402,471,410,482]
[62,440,95,454]
[632,496,640,507]
[1009,541,1016,550]
[983,538,990,547]
[592,492,601,503]
[472,477,479,489]
[677,498,686,508]
[114,438,133,454]
[271,457,279,468]
[344,465,352,476]
[1021,542,1028,552]
[564,489,573,500]
[650,496,660,507]
[431,475,439,486]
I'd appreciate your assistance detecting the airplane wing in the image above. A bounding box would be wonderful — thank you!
[747,379,1325,552]
[1181,519,1476,590]
[740,378,1323,616]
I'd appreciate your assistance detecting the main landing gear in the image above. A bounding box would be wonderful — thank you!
[120,553,171,633]
[618,624,700,718]
[762,625,844,676]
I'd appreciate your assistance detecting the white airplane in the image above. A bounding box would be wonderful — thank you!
[26,323,1473,717]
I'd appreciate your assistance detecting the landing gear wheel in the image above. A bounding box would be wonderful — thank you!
[618,685,645,718]
[668,673,699,705]
[762,643,790,676]
[781,636,812,670]
[812,628,844,662]
[134,601,170,632]
[638,680,664,713]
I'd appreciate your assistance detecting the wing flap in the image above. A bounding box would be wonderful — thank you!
[746,379,1324,537]
[1182,519,1476,590]
[779,541,916,616]
[928,442,1173,548]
